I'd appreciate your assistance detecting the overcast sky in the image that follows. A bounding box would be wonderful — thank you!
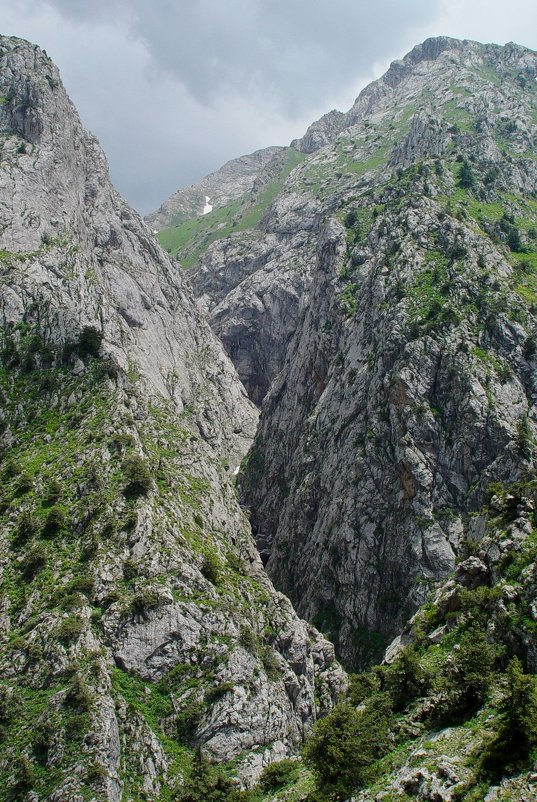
[1,1,537,215]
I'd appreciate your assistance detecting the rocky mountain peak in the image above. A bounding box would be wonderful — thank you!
[292,37,537,157]
[382,35,462,86]
[0,36,64,145]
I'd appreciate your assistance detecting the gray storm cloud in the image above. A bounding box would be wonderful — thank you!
[2,0,536,213]
[25,0,442,114]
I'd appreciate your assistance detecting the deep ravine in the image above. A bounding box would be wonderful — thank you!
[155,36,537,671]
[1,30,537,802]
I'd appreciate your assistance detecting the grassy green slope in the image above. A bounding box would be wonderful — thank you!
[157,148,306,268]
[230,479,537,802]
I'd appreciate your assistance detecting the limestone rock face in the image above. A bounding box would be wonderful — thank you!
[0,37,257,468]
[145,145,283,229]
[231,37,537,668]
[291,108,347,154]
[0,35,345,801]
[183,37,537,412]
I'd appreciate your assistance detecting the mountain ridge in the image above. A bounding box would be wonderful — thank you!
[146,145,285,230]
[161,33,537,667]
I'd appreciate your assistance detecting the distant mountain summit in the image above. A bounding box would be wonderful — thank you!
[145,145,284,229]
[151,37,537,236]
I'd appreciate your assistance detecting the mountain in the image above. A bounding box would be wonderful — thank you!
[3,29,537,802]
[0,35,345,801]
[149,34,537,801]
[145,145,284,230]
[161,37,537,672]
[239,36,537,669]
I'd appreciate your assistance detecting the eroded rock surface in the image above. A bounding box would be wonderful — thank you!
[0,35,345,800]
[232,37,537,667]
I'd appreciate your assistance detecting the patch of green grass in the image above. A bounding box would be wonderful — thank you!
[157,197,243,264]
[337,144,392,177]
[467,199,505,223]
[441,100,475,132]
[513,250,537,270]
[515,283,537,305]
[237,147,306,228]
[471,346,513,382]
[475,64,502,87]
[500,530,537,582]
[512,251,537,305]
[449,85,472,97]
[112,667,175,732]
[406,251,449,323]
[397,102,419,129]
[339,282,358,316]
[111,667,192,794]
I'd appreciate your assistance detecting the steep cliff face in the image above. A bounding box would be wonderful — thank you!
[189,189,317,405]
[0,36,345,801]
[243,476,537,802]
[152,146,309,403]
[234,37,537,668]
[0,37,256,464]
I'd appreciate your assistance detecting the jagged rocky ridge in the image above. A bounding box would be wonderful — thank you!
[163,37,537,670]
[0,36,346,801]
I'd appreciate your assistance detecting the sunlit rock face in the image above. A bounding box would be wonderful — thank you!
[0,35,346,800]
[232,38,537,668]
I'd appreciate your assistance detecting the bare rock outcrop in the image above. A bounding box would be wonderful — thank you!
[0,35,345,800]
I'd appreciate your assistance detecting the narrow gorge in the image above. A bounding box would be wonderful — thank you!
[1,32,537,802]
